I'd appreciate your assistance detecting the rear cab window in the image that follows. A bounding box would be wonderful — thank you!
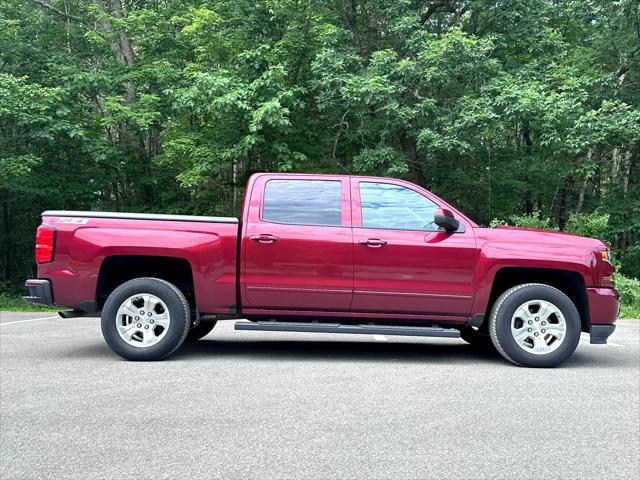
[262,179,342,226]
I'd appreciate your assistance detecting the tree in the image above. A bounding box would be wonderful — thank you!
[1,0,639,289]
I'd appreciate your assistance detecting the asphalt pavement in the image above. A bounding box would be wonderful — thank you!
[1,311,639,479]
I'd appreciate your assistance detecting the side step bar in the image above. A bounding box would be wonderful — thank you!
[234,321,460,338]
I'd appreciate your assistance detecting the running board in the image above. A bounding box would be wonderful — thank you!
[234,321,460,338]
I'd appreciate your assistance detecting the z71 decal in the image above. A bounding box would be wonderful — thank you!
[56,217,89,224]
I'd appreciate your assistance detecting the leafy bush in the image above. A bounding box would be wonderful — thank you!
[617,274,640,318]
[619,246,640,280]
[490,211,557,230]
[565,212,610,241]
[492,210,612,238]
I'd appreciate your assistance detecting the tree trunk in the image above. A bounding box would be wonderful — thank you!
[94,0,136,102]
[399,133,425,186]
[1,190,10,282]
[619,151,636,251]
[610,148,620,196]
[575,177,588,213]
[522,122,533,214]
[576,149,593,213]
[557,176,574,230]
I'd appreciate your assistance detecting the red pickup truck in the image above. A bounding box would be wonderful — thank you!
[24,173,619,367]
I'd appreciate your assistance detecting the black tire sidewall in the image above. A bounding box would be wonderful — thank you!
[493,285,581,367]
[101,278,189,361]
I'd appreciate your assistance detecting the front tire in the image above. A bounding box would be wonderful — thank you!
[489,283,581,367]
[101,277,191,361]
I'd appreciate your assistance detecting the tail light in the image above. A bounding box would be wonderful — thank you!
[35,225,56,263]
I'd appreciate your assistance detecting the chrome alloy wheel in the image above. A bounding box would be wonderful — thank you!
[115,293,171,348]
[510,299,566,355]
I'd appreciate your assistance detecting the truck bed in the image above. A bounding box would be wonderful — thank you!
[36,210,239,314]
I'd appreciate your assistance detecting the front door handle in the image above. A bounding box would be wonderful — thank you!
[250,234,279,244]
[358,238,387,248]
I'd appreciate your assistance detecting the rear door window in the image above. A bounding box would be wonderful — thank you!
[262,180,342,226]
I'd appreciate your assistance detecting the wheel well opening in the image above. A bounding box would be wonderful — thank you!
[487,267,589,331]
[96,255,195,309]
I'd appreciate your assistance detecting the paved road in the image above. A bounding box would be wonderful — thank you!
[1,311,639,480]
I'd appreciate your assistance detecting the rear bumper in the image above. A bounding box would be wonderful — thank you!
[23,279,54,306]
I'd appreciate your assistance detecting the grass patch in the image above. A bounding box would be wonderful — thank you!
[617,274,640,319]
[620,306,640,319]
[0,294,59,312]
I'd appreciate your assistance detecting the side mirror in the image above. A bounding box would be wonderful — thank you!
[434,208,459,232]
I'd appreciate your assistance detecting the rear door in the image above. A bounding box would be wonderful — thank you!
[350,178,476,317]
[241,175,353,312]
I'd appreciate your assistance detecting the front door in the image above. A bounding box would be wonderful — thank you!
[241,175,353,311]
[350,179,476,317]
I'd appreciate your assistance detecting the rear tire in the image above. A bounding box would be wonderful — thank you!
[101,277,190,361]
[186,321,216,341]
[489,283,581,367]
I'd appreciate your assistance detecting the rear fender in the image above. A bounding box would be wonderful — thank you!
[44,226,234,313]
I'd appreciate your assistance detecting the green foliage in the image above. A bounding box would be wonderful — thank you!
[490,211,558,230]
[0,0,639,293]
[617,274,640,319]
[0,292,58,312]
[565,212,611,241]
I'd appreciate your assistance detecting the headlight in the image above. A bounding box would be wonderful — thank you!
[600,250,613,264]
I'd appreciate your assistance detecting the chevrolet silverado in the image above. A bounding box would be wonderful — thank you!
[24,173,619,366]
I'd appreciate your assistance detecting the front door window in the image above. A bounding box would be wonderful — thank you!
[360,182,440,231]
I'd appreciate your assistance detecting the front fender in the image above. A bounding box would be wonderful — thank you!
[471,241,595,315]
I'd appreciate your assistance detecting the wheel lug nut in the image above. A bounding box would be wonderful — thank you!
[148,312,152,316]
[150,319,154,324]
[542,321,546,325]
[534,332,539,336]
[535,317,539,321]
[542,329,546,333]
[527,320,532,324]
[137,323,142,328]
[140,310,145,315]
[528,328,532,332]
[135,316,139,320]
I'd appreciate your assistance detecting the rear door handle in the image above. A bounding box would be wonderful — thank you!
[250,234,279,244]
[358,238,387,248]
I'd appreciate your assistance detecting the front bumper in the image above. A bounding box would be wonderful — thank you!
[587,287,620,324]
[23,279,54,306]
[590,324,616,344]
[587,287,619,344]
